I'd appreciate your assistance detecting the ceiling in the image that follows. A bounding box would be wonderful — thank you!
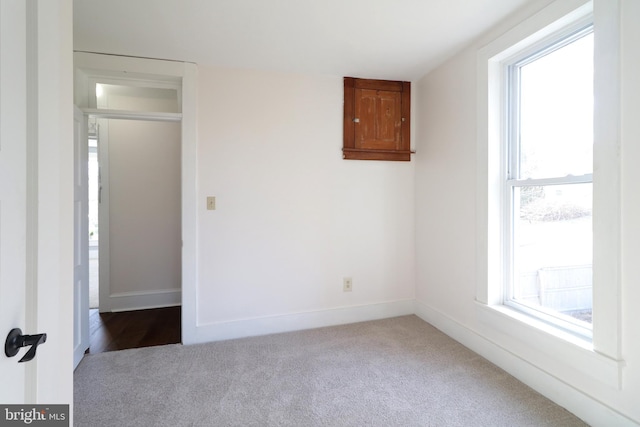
[73,0,535,81]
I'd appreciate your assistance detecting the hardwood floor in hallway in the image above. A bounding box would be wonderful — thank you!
[88,306,181,354]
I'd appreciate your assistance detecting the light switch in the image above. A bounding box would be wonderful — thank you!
[207,196,216,210]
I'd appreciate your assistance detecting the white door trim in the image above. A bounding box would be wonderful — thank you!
[82,108,182,122]
[96,118,111,312]
[74,53,197,334]
[73,107,90,368]
[92,112,183,313]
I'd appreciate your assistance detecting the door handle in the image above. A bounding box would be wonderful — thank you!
[4,328,47,363]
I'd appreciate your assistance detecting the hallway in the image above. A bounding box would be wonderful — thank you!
[88,306,181,354]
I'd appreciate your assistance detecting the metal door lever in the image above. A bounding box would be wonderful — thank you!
[4,328,47,363]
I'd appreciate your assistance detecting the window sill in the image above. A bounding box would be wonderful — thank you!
[475,301,623,389]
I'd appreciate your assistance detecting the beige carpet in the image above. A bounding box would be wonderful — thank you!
[74,315,588,426]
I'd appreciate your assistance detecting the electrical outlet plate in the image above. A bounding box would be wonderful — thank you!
[343,277,353,292]
[207,196,216,210]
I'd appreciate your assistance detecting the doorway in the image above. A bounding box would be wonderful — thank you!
[95,113,182,313]
[74,52,198,365]
[79,86,184,358]
[88,127,99,309]
[88,114,182,352]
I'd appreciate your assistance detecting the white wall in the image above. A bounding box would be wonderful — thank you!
[107,119,181,297]
[415,0,640,425]
[193,67,416,339]
[95,86,182,311]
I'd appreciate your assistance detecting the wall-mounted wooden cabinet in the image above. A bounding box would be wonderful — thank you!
[343,77,411,161]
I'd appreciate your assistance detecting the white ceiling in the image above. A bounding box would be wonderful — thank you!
[73,0,535,81]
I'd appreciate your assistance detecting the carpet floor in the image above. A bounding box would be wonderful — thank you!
[74,315,588,426]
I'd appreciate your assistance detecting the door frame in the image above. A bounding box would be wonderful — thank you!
[73,52,197,343]
[94,111,182,313]
[73,107,90,369]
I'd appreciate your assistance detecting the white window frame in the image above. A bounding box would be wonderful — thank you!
[475,0,623,389]
[502,22,594,339]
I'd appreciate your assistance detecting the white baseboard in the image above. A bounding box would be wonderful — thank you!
[184,299,415,344]
[105,288,181,312]
[414,300,638,427]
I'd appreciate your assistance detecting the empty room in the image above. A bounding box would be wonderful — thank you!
[1,0,639,426]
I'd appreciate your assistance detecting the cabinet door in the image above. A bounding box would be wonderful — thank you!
[355,89,402,151]
[343,77,411,161]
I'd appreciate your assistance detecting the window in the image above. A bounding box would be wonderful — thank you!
[477,0,623,388]
[93,82,181,114]
[504,25,594,337]
[343,77,411,161]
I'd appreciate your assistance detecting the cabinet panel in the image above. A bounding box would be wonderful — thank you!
[355,89,401,151]
[344,77,411,161]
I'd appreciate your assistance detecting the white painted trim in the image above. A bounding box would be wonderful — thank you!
[92,110,184,313]
[185,300,415,344]
[415,301,638,427]
[180,63,198,345]
[96,118,111,313]
[90,108,180,313]
[76,54,197,332]
[475,302,622,388]
[508,173,593,187]
[73,107,90,370]
[82,108,182,122]
[476,0,623,369]
[74,52,189,84]
[591,0,622,361]
[107,289,181,312]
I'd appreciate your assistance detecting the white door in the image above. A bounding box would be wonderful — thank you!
[0,0,29,402]
[73,108,90,368]
[1,0,73,405]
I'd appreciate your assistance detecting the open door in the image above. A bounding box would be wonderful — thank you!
[0,0,73,406]
[73,107,90,368]
[0,0,30,401]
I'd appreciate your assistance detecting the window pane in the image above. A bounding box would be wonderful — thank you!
[518,33,593,180]
[512,183,592,324]
[96,84,180,113]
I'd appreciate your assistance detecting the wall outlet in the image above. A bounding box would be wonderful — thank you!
[343,277,353,292]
